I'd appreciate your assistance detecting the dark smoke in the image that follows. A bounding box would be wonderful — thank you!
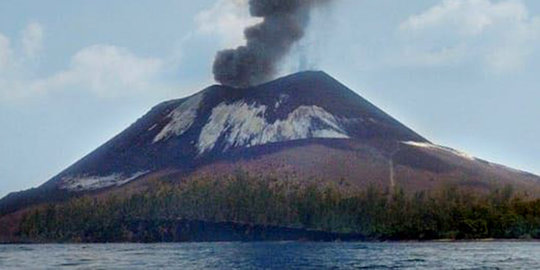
[213,0,330,88]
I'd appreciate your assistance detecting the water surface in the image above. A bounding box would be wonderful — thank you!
[0,241,538,269]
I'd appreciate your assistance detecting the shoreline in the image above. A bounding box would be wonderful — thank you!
[2,238,540,245]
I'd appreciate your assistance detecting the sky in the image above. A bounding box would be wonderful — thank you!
[1,0,540,197]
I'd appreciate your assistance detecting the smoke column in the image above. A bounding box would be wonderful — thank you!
[213,0,330,88]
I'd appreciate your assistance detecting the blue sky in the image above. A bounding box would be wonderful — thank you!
[1,0,540,197]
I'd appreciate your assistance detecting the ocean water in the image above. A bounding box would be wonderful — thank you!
[0,241,538,269]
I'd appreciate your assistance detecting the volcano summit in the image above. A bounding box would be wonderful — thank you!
[1,71,540,216]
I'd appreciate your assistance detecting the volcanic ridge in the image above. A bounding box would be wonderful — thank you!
[1,71,540,215]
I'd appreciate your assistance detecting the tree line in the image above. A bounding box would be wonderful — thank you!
[18,173,540,242]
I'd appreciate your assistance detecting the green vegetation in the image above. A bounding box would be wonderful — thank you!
[19,173,540,242]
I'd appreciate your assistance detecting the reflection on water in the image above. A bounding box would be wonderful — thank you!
[0,241,539,269]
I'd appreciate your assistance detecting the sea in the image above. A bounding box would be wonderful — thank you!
[0,241,538,269]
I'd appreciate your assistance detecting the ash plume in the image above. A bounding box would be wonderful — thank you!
[213,0,331,88]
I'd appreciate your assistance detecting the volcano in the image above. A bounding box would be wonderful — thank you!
[1,71,540,216]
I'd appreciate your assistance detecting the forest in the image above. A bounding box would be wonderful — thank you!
[18,173,540,242]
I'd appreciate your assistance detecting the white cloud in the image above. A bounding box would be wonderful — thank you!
[0,40,166,100]
[397,0,540,72]
[401,0,529,36]
[194,0,260,48]
[0,21,192,102]
[33,45,164,98]
[21,22,44,58]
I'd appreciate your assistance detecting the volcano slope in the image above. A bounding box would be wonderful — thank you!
[1,71,540,226]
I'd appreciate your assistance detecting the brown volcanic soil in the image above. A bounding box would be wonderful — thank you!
[135,139,540,196]
[189,141,390,191]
